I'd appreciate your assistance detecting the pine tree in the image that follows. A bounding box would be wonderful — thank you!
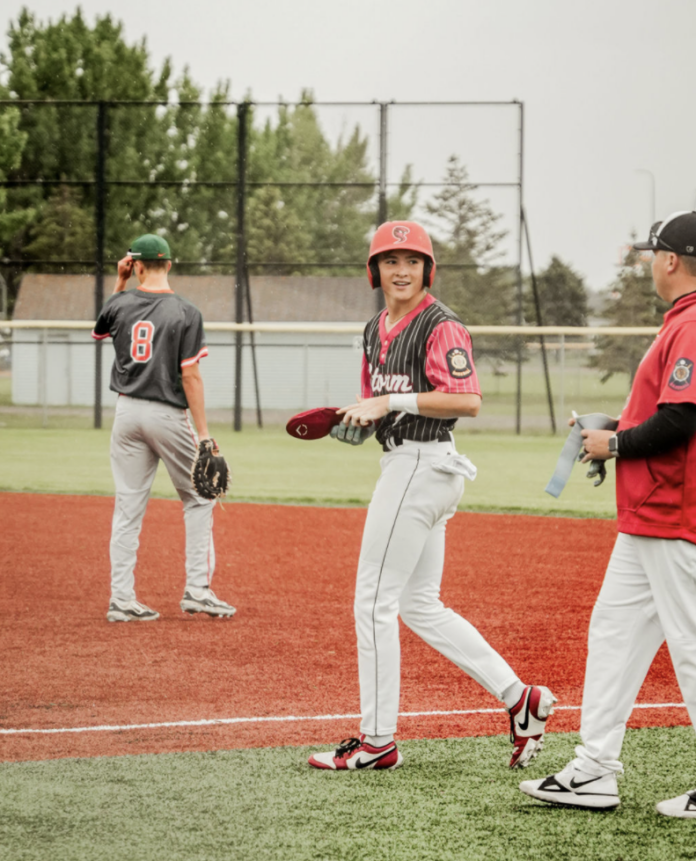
[424,155,511,326]
[527,255,589,327]
[591,246,666,384]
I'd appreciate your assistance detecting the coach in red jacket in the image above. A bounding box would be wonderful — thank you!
[520,211,696,818]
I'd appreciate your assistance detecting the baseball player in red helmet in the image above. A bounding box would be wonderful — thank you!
[308,221,556,772]
[520,212,696,817]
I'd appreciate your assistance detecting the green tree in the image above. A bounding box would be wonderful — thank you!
[591,245,666,384]
[0,104,31,250]
[526,255,589,327]
[425,155,510,325]
[22,185,94,260]
[246,96,381,273]
[0,7,176,303]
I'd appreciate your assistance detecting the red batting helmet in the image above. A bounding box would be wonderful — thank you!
[367,221,436,289]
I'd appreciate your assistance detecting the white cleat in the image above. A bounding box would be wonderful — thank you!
[180,587,236,618]
[519,761,620,810]
[107,599,159,622]
[656,789,696,818]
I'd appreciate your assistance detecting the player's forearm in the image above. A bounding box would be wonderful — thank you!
[182,376,210,440]
[416,391,481,418]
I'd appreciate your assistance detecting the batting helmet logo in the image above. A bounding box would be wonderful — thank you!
[367,221,436,289]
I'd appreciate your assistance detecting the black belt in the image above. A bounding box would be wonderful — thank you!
[384,435,451,451]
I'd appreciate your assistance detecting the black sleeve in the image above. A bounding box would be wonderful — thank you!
[93,295,117,337]
[180,307,207,366]
[617,403,696,458]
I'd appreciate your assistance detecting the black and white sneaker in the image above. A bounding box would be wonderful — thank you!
[656,789,696,818]
[180,587,236,618]
[107,599,160,622]
[519,762,620,809]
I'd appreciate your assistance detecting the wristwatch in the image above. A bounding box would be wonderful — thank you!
[608,434,620,458]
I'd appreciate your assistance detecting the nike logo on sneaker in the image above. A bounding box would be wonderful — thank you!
[354,748,396,769]
[518,690,531,731]
[569,775,606,789]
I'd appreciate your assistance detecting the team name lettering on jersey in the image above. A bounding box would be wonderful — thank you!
[369,366,414,393]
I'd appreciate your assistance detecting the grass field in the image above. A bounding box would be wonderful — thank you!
[1,729,695,861]
[0,425,617,517]
[6,421,694,861]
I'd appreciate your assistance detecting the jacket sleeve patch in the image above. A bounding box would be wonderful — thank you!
[446,347,473,379]
[668,357,694,391]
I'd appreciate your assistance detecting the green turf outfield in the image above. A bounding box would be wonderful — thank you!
[1,729,695,861]
[0,426,616,517]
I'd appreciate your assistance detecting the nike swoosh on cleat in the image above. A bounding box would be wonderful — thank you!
[354,748,396,769]
[569,775,606,789]
[518,691,531,731]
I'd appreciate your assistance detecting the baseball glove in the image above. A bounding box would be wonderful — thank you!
[191,438,230,500]
[330,421,376,446]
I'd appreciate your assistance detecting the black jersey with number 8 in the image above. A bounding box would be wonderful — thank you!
[93,290,208,408]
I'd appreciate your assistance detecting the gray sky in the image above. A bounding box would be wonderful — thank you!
[3,0,695,291]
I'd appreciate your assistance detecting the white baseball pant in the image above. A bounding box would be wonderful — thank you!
[109,395,215,602]
[577,532,696,774]
[355,438,521,737]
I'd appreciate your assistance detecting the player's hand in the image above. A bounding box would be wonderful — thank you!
[338,395,391,427]
[579,429,614,462]
[330,421,376,445]
[115,256,134,291]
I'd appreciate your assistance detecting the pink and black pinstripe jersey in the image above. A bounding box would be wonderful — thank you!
[361,293,481,449]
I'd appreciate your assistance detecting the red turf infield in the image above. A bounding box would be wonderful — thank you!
[0,493,686,763]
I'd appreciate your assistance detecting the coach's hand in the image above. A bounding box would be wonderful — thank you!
[579,429,614,462]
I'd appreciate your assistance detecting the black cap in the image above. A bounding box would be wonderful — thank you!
[633,211,696,257]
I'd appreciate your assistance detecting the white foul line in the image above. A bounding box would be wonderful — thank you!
[0,703,686,737]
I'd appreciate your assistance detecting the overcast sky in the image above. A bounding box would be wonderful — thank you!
[3,0,696,291]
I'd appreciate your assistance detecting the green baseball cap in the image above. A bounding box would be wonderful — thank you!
[128,234,171,260]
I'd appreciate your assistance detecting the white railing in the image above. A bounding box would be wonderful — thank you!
[0,322,658,431]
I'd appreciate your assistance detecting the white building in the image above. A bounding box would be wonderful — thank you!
[12,274,378,413]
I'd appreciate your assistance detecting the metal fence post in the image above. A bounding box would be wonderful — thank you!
[234,102,249,432]
[515,101,524,435]
[40,327,48,428]
[559,334,565,424]
[376,102,389,313]
[93,100,107,430]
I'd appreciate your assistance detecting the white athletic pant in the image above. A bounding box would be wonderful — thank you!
[355,438,521,737]
[109,395,215,602]
[578,532,696,773]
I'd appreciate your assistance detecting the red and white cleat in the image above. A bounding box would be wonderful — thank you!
[308,735,403,771]
[508,685,557,768]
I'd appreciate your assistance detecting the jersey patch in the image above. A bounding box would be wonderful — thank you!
[668,357,694,391]
[446,347,473,379]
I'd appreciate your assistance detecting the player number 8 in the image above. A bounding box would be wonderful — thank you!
[131,320,155,363]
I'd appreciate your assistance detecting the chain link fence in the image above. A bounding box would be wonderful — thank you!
[2,99,595,433]
[0,323,654,433]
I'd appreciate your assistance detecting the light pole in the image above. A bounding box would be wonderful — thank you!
[635,168,656,223]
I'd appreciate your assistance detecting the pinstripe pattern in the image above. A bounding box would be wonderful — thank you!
[371,451,421,734]
[362,294,481,450]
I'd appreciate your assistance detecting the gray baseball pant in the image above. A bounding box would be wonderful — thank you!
[109,395,215,602]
